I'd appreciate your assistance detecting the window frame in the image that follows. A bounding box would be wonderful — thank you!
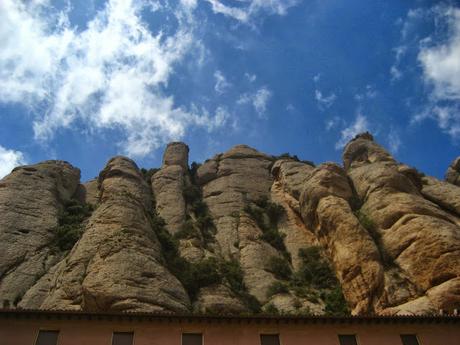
[337,334,359,345]
[259,332,281,345]
[181,332,204,345]
[110,331,135,345]
[400,334,421,345]
[34,329,60,345]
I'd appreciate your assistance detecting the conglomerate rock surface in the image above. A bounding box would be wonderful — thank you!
[39,156,189,312]
[0,161,80,307]
[446,157,460,186]
[0,134,459,315]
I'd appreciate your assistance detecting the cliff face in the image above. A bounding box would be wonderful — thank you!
[1,134,459,316]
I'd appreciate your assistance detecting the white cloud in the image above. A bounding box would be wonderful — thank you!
[245,72,257,83]
[413,105,460,140]
[0,0,225,157]
[390,46,406,81]
[354,85,377,101]
[315,89,336,109]
[335,113,369,149]
[0,146,26,179]
[206,0,298,24]
[325,116,341,131]
[238,87,272,117]
[409,5,460,141]
[214,70,231,94]
[419,7,460,101]
[180,0,197,10]
[313,73,321,83]
[387,130,402,153]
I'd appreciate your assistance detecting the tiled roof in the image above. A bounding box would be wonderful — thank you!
[1,308,459,324]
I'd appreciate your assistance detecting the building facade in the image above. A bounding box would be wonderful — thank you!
[1,309,459,345]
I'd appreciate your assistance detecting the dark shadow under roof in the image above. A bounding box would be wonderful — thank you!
[1,309,459,325]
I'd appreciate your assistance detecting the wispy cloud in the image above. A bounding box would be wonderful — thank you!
[325,116,341,131]
[354,85,377,101]
[390,46,406,81]
[238,87,272,117]
[335,113,369,149]
[312,72,337,110]
[0,0,225,157]
[315,89,336,110]
[387,129,402,153]
[0,145,26,179]
[245,73,257,83]
[214,70,231,94]
[206,0,298,24]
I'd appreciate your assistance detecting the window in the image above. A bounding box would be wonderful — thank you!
[35,330,59,345]
[338,334,358,345]
[112,332,134,345]
[260,334,280,345]
[182,333,203,345]
[400,334,420,345]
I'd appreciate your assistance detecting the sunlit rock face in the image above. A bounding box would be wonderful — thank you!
[446,157,460,187]
[1,134,459,316]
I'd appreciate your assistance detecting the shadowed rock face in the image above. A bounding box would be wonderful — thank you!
[1,135,459,315]
[0,161,80,307]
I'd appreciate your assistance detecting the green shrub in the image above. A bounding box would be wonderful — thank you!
[13,293,24,307]
[261,230,288,256]
[174,220,199,240]
[218,259,261,313]
[324,287,349,316]
[297,247,338,289]
[244,198,288,259]
[184,258,222,300]
[195,214,216,242]
[183,184,201,204]
[287,282,320,303]
[265,202,285,224]
[267,256,292,280]
[349,194,362,211]
[53,224,83,251]
[180,181,217,246]
[354,209,393,268]
[140,168,159,183]
[189,162,201,183]
[220,259,245,293]
[241,293,262,313]
[264,303,280,315]
[266,281,289,298]
[275,153,300,162]
[244,204,265,228]
[354,209,375,232]
[51,199,93,252]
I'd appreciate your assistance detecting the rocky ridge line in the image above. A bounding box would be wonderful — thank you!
[0,134,459,316]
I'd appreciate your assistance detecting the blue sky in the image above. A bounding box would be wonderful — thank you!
[1,0,460,181]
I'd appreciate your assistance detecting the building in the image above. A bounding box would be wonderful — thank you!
[1,309,459,345]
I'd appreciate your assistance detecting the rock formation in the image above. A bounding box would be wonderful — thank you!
[446,157,460,186]
[0,134,459,316]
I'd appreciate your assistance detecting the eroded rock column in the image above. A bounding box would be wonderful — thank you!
[0,161,80,307]
[343,133,460,315]
[446,157,460,186]
[41,156,190,312]
[299,162,384,315]
[152,143,188,235]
